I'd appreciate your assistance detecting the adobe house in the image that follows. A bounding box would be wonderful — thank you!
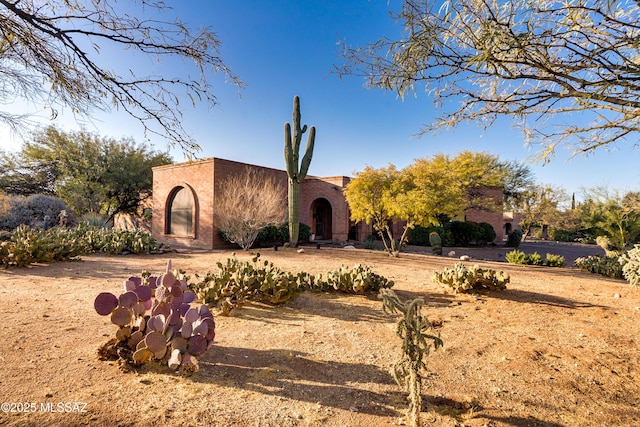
[152,157,368,249]
[151,157,505,249]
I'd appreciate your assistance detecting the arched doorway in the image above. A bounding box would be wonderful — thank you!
[166,186,194,236]
[311,198,332,240]
[504,222,512,239]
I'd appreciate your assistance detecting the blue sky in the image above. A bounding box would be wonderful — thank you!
[1,0,638,201]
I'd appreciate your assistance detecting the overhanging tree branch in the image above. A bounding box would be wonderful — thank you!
[0,0,244,156]
[336,0,640,160]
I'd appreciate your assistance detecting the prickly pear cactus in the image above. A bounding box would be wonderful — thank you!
[284,95,315,247]
[192,253,305,314]
[95,260,215,375]
[316,264,395,293]
[432,263,509,293]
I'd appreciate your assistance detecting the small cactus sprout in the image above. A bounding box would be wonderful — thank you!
[429,232,443,255]
[95,264,216,374]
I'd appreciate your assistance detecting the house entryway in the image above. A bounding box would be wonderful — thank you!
[311,198,332,240]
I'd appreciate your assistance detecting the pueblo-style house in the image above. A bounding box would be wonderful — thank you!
[152,157,506,249]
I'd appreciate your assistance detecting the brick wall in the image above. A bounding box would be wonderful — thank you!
[152,159,215,249]
[300,176,351,242]
[152,158,356,249]
[465,186,505,242]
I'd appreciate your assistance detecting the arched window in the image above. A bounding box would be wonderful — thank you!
[167,187,193,236]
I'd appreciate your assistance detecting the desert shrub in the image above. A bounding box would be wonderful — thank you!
[505,250,564,267]
[362,234,376,249]
[95,262,214,375]
[80,213,111,228]
[575,255,624,279]
[527,252,544,265]
[449,220,482,246]
[432,263,509,293]
[545,253,566,267]
[249,222,312,246]
[620,245,640,286]
[0,194,68,230]
[477,222,497,244]
[506,229,523,248]
[216,168,286,250]
[408,225,453,247]
[505,249,527,264]
[596,235,624,257]
[549,228,578,242]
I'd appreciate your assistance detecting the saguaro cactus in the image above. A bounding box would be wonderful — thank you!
[284,95,315,247]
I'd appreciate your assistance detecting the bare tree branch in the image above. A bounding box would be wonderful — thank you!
[335,0,640,160]
[216,168,286,250]
[0,0,244,156]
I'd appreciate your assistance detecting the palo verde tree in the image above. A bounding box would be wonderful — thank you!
[345,161,462,256]
[516,184,568,238]
[284,96,315,247]
[0,126,171,223]
[337,1,640,160]
[344,165,403,255]
[216,167,287,250]
[0,0,243,156]
[346,152,525,256]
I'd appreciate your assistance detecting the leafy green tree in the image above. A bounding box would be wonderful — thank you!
[337,0,640,160]
[0,127,171,223]
[0,150,58,195]
[344,165,403,255]
[579,188,640,252]
[516,185,567,238]
[346,152,532,255]
[0,0,243,155]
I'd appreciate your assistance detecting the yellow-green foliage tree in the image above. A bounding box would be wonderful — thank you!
[345,151,515,256]
[344,165,402,255]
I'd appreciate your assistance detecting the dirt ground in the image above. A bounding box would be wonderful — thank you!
[0,242,638,427]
